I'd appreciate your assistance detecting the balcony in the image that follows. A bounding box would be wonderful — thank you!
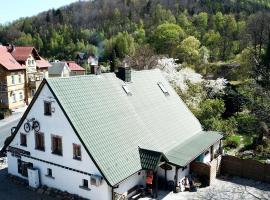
[28,76,42,89]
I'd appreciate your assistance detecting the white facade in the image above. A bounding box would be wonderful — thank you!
[7,81,221,199]
[7,84,111,200]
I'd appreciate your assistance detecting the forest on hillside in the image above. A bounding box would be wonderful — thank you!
[0,0,270,161]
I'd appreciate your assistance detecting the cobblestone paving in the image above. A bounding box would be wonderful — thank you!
[141,176,270,200]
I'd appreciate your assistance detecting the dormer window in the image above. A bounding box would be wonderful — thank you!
[158,82,169,96]
[122,85,132,96]
[44,101,52,116]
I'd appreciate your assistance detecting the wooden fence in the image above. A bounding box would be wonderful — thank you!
[221,155,270,183]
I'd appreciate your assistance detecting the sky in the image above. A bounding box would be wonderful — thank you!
[0,0,80,24]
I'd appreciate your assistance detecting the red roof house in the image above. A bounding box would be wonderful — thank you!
[0,46,25,70]
[66,61,85,75]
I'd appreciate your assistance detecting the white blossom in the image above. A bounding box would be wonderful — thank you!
[157,58,203,91]
[204,78,228,96]
[157,57,228,108]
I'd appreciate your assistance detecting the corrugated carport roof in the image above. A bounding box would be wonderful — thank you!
[166,131,223,167]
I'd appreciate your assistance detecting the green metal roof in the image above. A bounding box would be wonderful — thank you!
[139,149,163,170]
[166,131,223,167]
[45,69,221,186]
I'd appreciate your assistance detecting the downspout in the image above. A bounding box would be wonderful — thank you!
[174,166,179,191]
[111,186,114,200]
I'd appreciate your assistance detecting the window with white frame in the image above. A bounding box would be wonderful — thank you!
[18,74,22,83]
[11,75,15,85]
[19,92,23,100]
[12,93,16,103]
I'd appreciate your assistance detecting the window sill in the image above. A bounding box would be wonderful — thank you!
[52,152,63,156]
[35,148,45,152]
[45,175,55,179]
[79,186,90,191]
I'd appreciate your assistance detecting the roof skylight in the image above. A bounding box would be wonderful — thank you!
[158,82,169,96]
[122,85,132,96]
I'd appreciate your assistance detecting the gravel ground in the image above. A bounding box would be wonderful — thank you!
[141,176,270,200]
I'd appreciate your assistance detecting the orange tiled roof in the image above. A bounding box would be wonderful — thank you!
[67,61,85,71]
[36,57,51,69]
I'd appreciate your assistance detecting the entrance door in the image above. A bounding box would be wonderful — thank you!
[17,159,33,177]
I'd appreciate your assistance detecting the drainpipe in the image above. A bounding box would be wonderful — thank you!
[174,166,179,191]
[165,163,167,189]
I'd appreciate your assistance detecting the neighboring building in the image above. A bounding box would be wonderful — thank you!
[66,61,85,76]
[6,69,222,200]
[11,46,51,105]
[75,52,98,75]
[75,52,88,71]
[0,46,26,109]
[49,61,70,77]
[0,45,51,109]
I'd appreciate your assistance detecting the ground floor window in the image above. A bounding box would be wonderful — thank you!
[46,168,54,179]
[80,179,90,190]
[17,159,32,177]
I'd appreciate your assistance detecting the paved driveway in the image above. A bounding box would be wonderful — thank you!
[141,176,270,200]
[0,167,55,200]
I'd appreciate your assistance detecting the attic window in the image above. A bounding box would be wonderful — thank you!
[122,85,132,96]
[157,82,169,96]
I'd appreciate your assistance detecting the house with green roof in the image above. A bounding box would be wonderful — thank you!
[5,68,222,199]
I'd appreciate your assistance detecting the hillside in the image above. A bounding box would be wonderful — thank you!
[0,0,270,61]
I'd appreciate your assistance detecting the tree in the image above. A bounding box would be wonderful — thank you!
[151,23,185,56]
[203,30,221,61]
[235,47,256,80]
[115,32,135,58]
[193,12,208,40]
[125,44,159,70]
[177,36,201,65]
[246,12,270,58]
[14,33,33,46]
[195,98,237,135]
[152,4,176,25]
[213,12,237,60]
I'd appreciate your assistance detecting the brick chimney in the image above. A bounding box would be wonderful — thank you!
[116,62,131,82]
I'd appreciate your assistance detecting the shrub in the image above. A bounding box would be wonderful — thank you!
[236,113,258,135]
[225,140,239,149]
[224,134,241,149]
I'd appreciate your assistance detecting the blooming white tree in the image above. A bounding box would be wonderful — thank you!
[157,57,228,108]
[157,58,203,91]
